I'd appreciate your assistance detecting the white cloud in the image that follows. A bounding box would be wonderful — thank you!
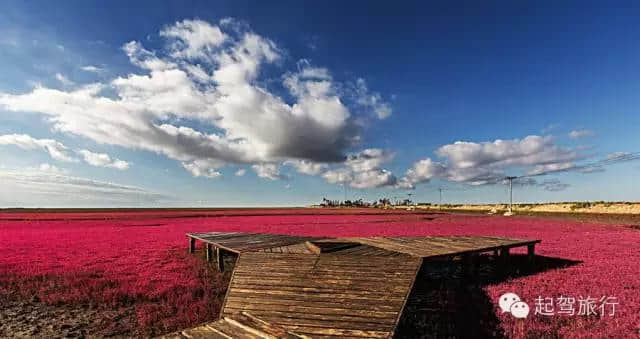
[160,19,227,60]
[285,159,328,176]
[436,135,577,169]
[181,159,223,178]
[78,149,130,170]
[0,168,166,207]
[252,163,286,180]
[0,18,390,180]
[321,149,397,189]
[351,78,392,119]
[0,134,75,162]
[55,73,74,86]
[568,129,594,139]
[396,159,447,189]
[80,65,104,73]
[399,135,583,188]
[234,168,246,176]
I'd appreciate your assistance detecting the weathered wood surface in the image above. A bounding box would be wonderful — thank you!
[188,232,327,254]
[339,236,541,258]
[221,252,422,338]
[185,232,541,338]
[159,311,308,339]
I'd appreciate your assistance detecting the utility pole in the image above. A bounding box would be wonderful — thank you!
[505,176,517,216]
[438,188,443,210]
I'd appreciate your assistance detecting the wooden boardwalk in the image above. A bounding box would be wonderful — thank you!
[221,252,421,338]
[183,232,540,338]
[161,311,309,338]
[340,236,540,259]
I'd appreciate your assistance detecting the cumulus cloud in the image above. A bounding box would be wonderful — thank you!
[568,129,594,139]
[234,168,246,176]
[0,168,167,207]
[181,159,223,178]
[160,19,227,60]
[78,149,130,170]
[0,18,391,180]
[396,159,447,189]
[0,134,75,162]
[322,149,397,189]
[252,163,287,180]
[399,135,583,188]
[285,159,328,176]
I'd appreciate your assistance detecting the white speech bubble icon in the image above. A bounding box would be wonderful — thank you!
[498,292,521,313]
[510,301,530,318]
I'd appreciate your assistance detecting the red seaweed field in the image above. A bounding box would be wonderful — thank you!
[1,209,639,337]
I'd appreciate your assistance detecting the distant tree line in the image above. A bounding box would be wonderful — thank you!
[319,197,420,208]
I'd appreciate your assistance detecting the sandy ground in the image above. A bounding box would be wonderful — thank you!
[414,202,640,214]
[0,297,135,338]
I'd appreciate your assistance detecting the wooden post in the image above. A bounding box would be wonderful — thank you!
[206,244,213,262]
[498,247,510,277]
[189,237,196,254]
[527,243,536,268]
[215,247,224,272]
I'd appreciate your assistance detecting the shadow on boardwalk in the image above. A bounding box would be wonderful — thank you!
[395,254,581,339]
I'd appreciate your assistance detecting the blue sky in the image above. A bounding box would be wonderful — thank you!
[1,1,639,207]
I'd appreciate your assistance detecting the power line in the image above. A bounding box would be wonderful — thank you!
[500,151,640,216]
[518,152,640,179]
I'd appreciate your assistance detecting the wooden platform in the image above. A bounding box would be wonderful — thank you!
[160,311,309,338]
[221,252,421,338]
[184,232,541,338]
[188,232,327,254]
[340,236,540,259]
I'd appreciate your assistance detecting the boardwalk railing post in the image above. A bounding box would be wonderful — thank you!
[189,237,196,254]
[216,247,224,272]
[499,247,510,277]
[527,243,536,269]
[206,244,213,262]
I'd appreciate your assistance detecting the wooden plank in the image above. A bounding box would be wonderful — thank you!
[223,303,399,319]
[225,296,403,311]
[181,325,230,339]
[209,318,263,338]
[342,236,540,259]
[234,312,309,339]
[227,289,407,303]
[271,325,391,338]
[232,312,396,331]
